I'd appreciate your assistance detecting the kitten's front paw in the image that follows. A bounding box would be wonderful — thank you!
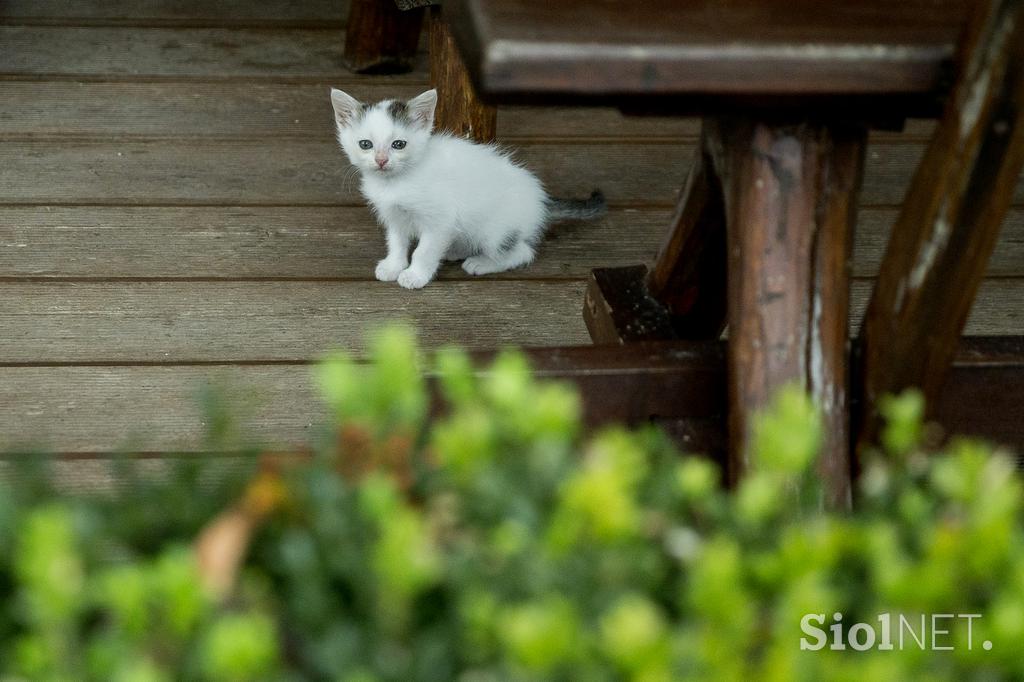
[397,268,431,289]
[375,259,406,282]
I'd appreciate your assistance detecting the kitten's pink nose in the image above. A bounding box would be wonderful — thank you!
[376,156,389,169]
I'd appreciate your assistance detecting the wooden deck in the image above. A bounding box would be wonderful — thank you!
[1,1,1023,457]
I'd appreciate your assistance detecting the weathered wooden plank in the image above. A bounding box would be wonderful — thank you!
[0,82,348,139]
[0,83,945,140]
[1,339,1020,460]
[0,0,350,27]
[0,140,689,205]
[852,208,1024,277]
[0,27,424,81]
[0,138,881,204]
[0,365,325,455]
[2,139,1023,207]
[850,280,1024,338]
[0,342,728,456]
[0,207,671,279]
[0,82,696,139]
[858,0,1024,449]
[0,278,1018,365]
[0,281,591,363]
[2,206,1023,279]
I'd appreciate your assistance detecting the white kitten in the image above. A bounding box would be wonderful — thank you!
[330,88,606,289]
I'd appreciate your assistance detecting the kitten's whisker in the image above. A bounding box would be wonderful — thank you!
[340,166,360,194]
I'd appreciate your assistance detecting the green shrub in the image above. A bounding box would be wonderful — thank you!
[0,326,1020,680]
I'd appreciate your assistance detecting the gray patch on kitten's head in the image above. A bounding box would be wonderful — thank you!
[386,100,411,124]
[331,89,438,132]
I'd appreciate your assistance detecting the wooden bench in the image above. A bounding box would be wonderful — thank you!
[446,0,1024,507]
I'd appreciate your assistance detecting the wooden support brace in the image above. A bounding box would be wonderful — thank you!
[344,0,424,74]
[708,118,866,508]
[857,0,1024,450]
[646,122,729,339]
[428,5,496,141]
[583,122,728,344]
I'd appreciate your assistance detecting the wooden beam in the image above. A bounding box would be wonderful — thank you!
[507,341,727,425]
[857,0,1024,449]
[505,337,1024,471]
[508,341,729,464]
[2,339,1019,469]
[445,0,966,110]
[515,336,1024,473]
[709,118,866,508]
[428,5,496,141]
[344,0,424,75]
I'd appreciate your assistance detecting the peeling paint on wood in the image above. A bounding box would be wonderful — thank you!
[908,209,952,292]
[711,118,864,508]
[958,12,1015,140]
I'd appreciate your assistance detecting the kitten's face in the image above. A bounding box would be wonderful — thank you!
[330,89,437,177]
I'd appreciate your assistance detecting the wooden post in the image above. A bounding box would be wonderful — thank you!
[857,0,1024,449]
[344,0,424,74]
[428,5,496,141]
[708,118,866,509]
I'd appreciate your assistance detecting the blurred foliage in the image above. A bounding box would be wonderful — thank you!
[0,325,1021,680]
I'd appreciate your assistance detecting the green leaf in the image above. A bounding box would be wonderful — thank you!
[879,389,925,457]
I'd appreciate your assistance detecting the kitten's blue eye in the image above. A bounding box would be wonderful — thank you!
[358,139,372,150]
[391,140,407,150]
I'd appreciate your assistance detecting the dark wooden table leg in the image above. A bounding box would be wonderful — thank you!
[344,0,424,74]
[429,6,496,141]
[708,118,866,509]
[583,120,728,344]
[857,0,1024,450]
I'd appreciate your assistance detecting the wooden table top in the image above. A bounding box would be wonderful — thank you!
[447,0,968,106]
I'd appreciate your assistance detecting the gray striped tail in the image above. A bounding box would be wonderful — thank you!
[545,190,607,221]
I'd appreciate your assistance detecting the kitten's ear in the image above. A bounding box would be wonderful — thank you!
[407,89,438,130]
[330,88,362,127]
